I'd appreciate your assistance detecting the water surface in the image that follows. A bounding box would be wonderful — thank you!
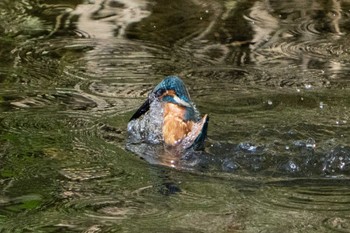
[1,0,350,232]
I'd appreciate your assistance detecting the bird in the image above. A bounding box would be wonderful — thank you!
[129,76,208,151]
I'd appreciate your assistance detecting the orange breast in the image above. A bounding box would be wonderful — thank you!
[163,103,193,146]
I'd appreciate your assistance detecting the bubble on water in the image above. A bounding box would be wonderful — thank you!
[291,139,316,157]
[289,161,298,170]
[279,160,300,173]
[293,140,305,147]
[222,159,240,172]
[238,142,259,153]
[322,146,350,175]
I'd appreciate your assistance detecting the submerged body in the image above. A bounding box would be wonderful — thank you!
[127,76,208,152]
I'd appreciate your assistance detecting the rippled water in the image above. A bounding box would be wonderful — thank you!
[1,0,350,232]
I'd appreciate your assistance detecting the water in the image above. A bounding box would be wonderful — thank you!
[1,0,350,232]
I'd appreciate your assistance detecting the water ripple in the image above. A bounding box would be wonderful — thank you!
[262,179,350,212]
[56,190,173,223]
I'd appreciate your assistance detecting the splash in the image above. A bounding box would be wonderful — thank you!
[127,96,164,145]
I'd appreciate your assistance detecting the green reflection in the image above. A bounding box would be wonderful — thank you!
[0,0,350,232]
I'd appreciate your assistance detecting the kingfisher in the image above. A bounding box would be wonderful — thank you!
[128,76,208,151]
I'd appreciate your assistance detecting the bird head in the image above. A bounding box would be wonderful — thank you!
[130,76,197,121]
[153,76,191,105]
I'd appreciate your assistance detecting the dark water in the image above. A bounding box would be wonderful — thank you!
[1,0,350,232]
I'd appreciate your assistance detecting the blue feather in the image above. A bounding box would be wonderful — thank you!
[154,76,191,104]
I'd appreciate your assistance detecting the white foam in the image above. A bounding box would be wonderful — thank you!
[127,99,164,144]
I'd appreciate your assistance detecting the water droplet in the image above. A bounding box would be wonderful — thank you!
[319,102,324,109]
[306,138,316,149]
[304,84,312,89]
